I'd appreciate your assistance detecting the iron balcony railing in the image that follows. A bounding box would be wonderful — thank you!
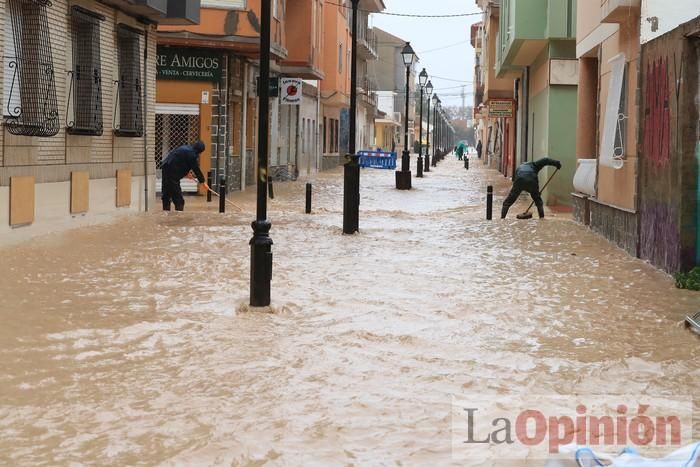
[358,18,378,58]
[359,76,378,107]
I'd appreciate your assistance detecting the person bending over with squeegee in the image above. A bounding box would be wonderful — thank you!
[501,157,561,219]
[161,140,208,211]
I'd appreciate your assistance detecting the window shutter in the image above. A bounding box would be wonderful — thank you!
[67,7,104,136]
[114,25,144,137]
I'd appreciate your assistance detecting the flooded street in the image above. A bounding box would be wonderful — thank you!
[1,157,698,465]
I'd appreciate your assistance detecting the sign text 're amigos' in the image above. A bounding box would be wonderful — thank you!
[156,47,223,82]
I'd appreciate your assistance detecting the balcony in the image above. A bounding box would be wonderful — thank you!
[474,73,484,108]
[359,76,379,107]
[158,7,288,60]
[358,22,378,60]
[99,0,200,24]
[601,0,641,23]
[161,0,200,25]
[130,0,167,15]
[496,0,575,76]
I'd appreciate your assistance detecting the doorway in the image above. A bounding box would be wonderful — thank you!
[155,104,201,193]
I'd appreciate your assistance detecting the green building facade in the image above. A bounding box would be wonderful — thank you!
[496,0,578,207]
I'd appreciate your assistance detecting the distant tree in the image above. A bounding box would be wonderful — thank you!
[443,105,473,121]
[451,118,476,147]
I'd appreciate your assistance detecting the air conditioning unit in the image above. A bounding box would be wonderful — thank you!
[393,112,402,124]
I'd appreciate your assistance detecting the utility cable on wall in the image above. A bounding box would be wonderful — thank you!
[325,1,481,18]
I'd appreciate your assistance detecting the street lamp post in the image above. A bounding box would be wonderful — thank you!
[441,110,446,160]
[443,112,447,159]
[250,0,272,307]
[432,95,439,167]
[438,106,443,162]
[442,112,447,158]
[424,80,433,172]
[416,68,428,178]
[343,0,360,234]
[435,104,442,164]
[396,42,415,190]
[442,111,446,159]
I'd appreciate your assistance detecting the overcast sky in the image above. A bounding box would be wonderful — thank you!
[371,0,482,109]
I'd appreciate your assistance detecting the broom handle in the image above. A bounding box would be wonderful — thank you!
[524,168,559,212]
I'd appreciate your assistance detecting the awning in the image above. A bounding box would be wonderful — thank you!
[375,119,400,127]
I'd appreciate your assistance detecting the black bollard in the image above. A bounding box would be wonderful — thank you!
[343,154,360,233]
[219,176,226,213]
[207,170,213,202]
[465,158,469,170]
[486,185,493,220]
[305,183,312,214]
[268,179,274,200]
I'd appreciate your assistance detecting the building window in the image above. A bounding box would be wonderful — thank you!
[331,119,335,153]
[273,0,279,19]
[601,53,626,168]
[323,116,327,153]
[302,118,306,153]
[3,0,60,137]
[310,119,315,155]
[114,25,143,137]
[332,119,337,153]
[67,7,104,136]
[338,44,343,74]
[614,64,628,159]
[336,118,340,152]
[337,119,341,153]
[331,119,338,153]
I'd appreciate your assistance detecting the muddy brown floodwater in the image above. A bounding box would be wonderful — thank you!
[0,157,698,466]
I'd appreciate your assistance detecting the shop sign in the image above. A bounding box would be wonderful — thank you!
[488,99,514,118]
[156,46,223,82]
[280,78,303,105]
[256,77,280,97]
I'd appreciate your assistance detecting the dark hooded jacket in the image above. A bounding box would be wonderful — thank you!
[513,157,561,192]
[161,141,206,183]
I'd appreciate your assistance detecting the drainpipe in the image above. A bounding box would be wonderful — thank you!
[695,40,700,265]
[316,80,321,170]
[295,99,301,178]
[241,61,248,192]
[142,24,150,211]
[512,77,519,180]
[521,66,530,162]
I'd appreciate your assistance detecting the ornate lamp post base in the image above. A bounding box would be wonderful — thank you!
[395,170,412,190]
[417,154,424,178]
[396,149,412,190]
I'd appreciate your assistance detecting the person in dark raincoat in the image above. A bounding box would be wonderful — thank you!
[501,157,562,219]
[160,140,207,211]
[476,140,483,159]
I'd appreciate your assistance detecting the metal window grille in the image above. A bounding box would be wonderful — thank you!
[4,0,60,137]
[614,65,628,159]
[334,119,339,152]
[114,25,143,137]
[66,7,104,136]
